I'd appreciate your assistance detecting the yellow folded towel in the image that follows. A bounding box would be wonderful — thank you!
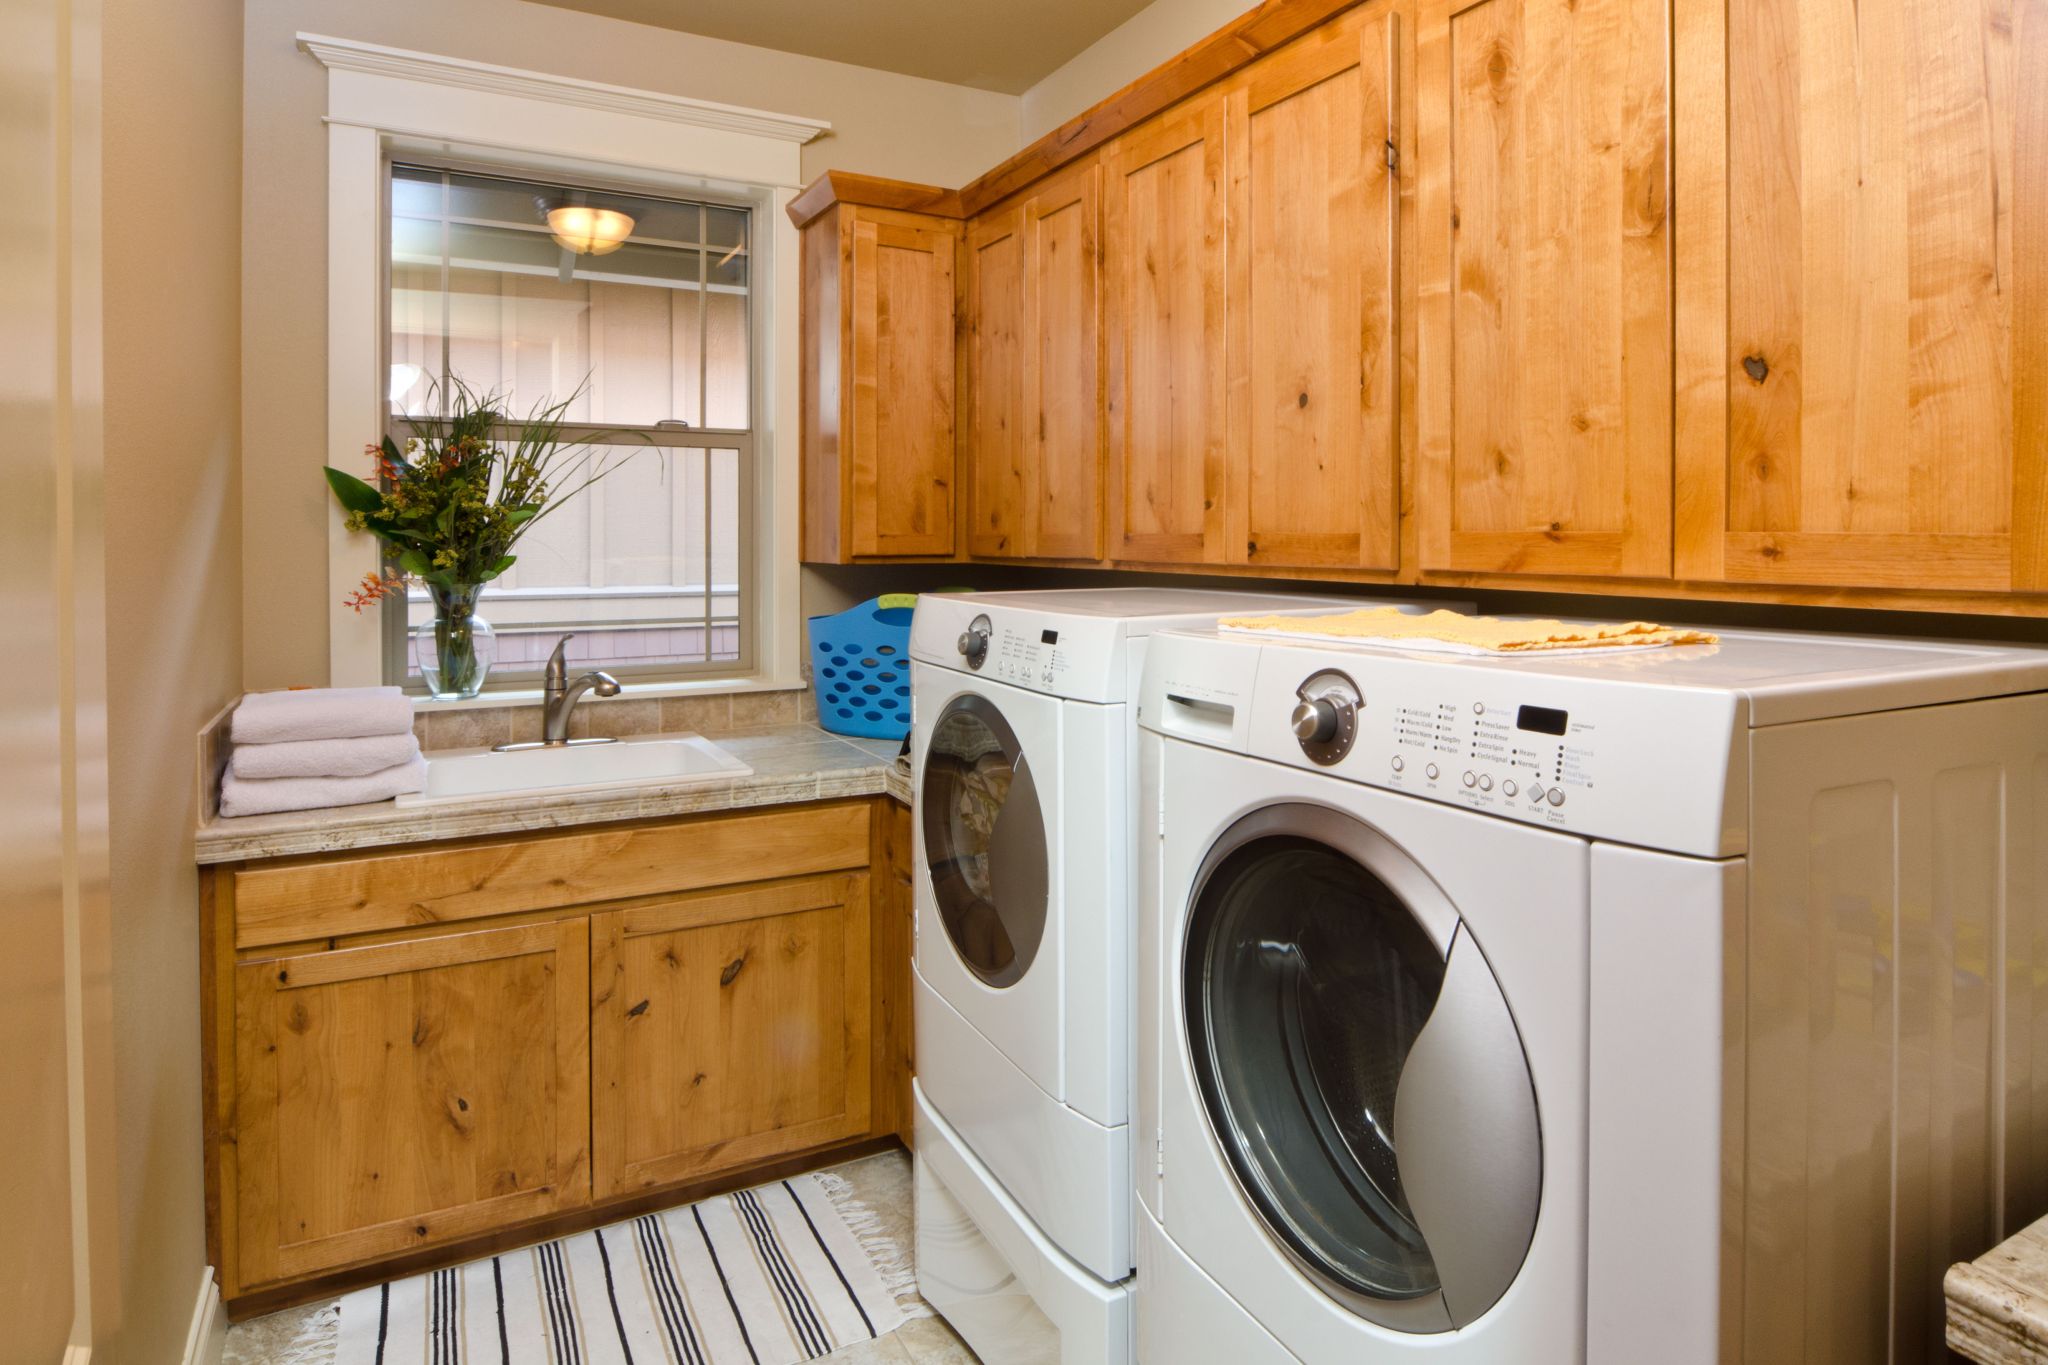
[1219,607,1718,653]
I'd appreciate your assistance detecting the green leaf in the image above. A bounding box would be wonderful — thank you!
[482,555,517,581]
[397,549,432,577]
[380,434,405,467]
[324,467,384,515]
[506,505,540,527]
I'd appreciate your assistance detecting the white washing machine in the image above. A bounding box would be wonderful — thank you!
[907,588,1443,1365]
[1134,623,2048,1364]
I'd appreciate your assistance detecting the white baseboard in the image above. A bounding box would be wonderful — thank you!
[181,1266,228,1365]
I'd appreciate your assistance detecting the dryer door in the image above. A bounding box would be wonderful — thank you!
[921,692,1050,989]
[1182,804,1541,1335]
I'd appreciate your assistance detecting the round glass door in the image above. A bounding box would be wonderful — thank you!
[1183,805,1541,1334]
[921,694,1048,989]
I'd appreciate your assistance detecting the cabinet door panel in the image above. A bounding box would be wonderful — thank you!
[1026,163,1106,560]
[965,208,1028,556]
[849,218,956,557]
[1417,0,1671,577]
[592,874,872,1198]
[232,921,589,1288]
[1104,94,1231,564]
[1674,0,2048,590]
[1227,10,1400,569]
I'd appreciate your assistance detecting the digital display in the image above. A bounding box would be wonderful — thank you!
[1041,629,1059,645]
[1517,705,1569,736]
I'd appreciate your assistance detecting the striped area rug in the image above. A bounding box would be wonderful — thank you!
[335,1174,913,1364]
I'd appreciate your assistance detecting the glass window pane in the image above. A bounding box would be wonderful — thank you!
[388,164,752,683]
[401,442,745,679]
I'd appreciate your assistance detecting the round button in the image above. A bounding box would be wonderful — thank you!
[1528,783,1546,803]
[1473,702,1485,715]
[1547,787,1566,807]
[1502,780,1518,797]
[1462,771,1476,788]
[1425,763,1440,780]
[1390,755,1405,773]
[1478,774,1494,792]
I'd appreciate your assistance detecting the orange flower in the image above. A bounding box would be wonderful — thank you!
[342,570,407,613]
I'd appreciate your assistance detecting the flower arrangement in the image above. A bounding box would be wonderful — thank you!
[325,379,638,695]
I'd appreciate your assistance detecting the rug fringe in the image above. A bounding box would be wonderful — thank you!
[812,1167,931,1321]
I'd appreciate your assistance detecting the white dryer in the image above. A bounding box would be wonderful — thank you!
[907,588,1440,1365]
[1135,623,2048,1364]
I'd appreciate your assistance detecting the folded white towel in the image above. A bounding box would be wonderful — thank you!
[231,732,421,781]
[218,754,429,818]
[231,686,414,744]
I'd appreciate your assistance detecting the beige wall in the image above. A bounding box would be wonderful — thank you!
[102,0,245,1358]
[241,0,1022,690]
[1019,0,1251,141]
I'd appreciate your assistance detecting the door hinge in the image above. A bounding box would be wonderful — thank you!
[1155,1133,1165,1177]
[1385,139,1399,173]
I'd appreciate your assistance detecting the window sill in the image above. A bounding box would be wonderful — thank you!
[410,675,807,712]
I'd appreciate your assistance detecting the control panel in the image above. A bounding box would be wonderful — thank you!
[972,620,1074,690]
[1138,632,1749,859]
[1383,696,1596,820]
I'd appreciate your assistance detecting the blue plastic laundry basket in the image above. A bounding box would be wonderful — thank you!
[809,594,917,740]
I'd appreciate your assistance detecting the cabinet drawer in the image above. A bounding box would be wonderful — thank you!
[231,802,872,948]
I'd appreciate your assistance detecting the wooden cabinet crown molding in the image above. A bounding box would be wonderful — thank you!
[785,0,1374,229]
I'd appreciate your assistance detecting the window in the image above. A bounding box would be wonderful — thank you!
[385,163,756,685]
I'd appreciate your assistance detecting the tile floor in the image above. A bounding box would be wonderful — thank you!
[221,1149,977,1364]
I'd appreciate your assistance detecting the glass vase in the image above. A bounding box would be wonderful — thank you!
[413,582,496,700]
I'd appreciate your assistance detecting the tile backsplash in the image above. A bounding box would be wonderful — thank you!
[411,687,809,751]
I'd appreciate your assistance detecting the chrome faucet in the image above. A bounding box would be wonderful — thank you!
[494,634,620,751]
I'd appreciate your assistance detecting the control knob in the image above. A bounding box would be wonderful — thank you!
[1292,698,1341,744]
[957,614,992,670]
[1292,670,1361,766]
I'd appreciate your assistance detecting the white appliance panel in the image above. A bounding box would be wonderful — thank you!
[915,969,1131,1280]
[914,667,1068,1104]
[1152,740,1588,1363]
[915,1083,1133,1365]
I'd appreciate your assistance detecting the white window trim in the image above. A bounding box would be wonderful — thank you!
[299,33,826,691]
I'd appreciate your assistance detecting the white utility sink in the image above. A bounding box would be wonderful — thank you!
[397,732,751,805]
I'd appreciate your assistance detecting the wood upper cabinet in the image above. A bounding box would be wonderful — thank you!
[800,204,960,561]
[1224,7,1400,570]
[590,873,871,1199]
[964,161,1106,560]
[230,920,590,1289]
[1672,0,2048,592]
[1415,0,1673,578]
[1104,92,1232,564]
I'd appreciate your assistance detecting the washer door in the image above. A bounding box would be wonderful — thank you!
[1183,804,1541,1334]
[920,693,1049,989]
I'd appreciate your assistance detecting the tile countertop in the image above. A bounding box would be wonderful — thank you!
[195,722,911,865]
[1948,1214,2048,1363]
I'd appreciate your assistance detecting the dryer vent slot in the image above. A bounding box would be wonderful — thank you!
[1164,693,1236,742]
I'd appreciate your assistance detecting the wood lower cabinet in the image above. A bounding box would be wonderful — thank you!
[1415,0,1673,579]
[800,203,960,562]
[1672,0,2048,592]
[202,798,907,1313]
[230,921,589,1289]
[591,874,871,1198]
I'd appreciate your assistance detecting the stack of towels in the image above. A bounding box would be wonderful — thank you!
[220,686,427,818]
